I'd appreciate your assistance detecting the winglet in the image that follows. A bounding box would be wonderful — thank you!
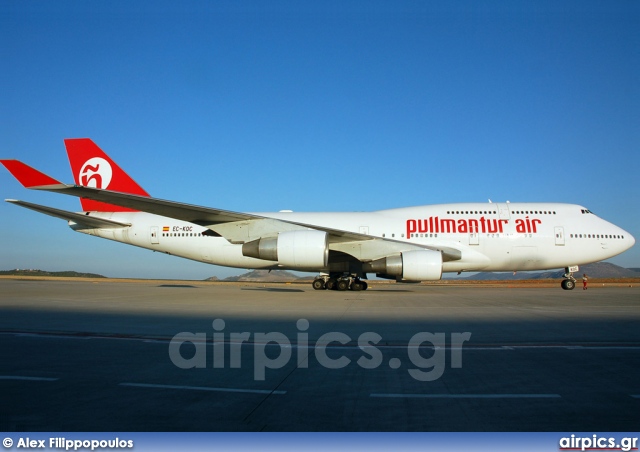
[0,159,63,188]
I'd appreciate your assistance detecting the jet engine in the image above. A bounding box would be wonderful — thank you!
[364,249,442,281]
[242,230,329,269]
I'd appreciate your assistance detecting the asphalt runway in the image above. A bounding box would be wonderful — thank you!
[1,278,639,431]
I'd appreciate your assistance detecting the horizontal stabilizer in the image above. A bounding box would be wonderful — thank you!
[0,159,64,188]
[5,199,131,229]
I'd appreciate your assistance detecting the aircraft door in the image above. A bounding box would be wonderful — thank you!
[469,222,479,245]
[150,226,159,245]
[554,227,565,246]
[497,203,511,220]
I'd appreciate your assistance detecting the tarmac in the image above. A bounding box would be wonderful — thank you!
[0,278,639,431]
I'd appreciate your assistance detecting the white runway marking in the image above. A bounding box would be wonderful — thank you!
[119,382,286,395]
[370,393,561,399]
[0,375,58,381]
[3,332,640,350]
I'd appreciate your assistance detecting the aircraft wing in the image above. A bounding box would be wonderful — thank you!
[1,159,462,261]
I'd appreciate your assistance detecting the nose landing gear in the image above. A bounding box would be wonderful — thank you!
[561,267,577,290]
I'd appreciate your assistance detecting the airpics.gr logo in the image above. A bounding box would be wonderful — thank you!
[79,157,112,189]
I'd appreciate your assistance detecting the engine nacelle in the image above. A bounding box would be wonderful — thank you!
[365,249,442,281]
[242,230,329,269]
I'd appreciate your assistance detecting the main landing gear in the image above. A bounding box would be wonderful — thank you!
[561,267,577,290]
[312,274,368,291]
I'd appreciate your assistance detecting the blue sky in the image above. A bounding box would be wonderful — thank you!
[1,1,638,279]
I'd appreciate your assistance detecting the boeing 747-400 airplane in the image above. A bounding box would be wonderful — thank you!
[1,139,635,291]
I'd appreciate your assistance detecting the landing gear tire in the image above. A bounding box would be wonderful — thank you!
[350,281,364,291]
[336,280,349,291]
[312,278,326,290]
[325,278,337,291]
[561,279,575,290]
[361,281,368,290]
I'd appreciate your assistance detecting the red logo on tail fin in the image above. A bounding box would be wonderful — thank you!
[79,158,112,189]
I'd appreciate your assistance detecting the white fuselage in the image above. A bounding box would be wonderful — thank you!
[72,202,635,275]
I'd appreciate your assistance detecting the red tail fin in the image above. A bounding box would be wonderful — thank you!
[65,138,150,212]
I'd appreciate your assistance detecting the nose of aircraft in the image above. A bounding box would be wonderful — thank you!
[619,226,636,252]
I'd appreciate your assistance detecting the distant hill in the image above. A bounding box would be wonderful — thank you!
[221,270,304,282]
[460,262,639,281]
[0,269,107,278]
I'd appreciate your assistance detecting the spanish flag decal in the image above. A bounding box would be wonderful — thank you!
[162,226,169,232]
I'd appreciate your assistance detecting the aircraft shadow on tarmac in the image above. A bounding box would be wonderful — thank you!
[240,287,306,293]
[157,284,198,288]
[1,289,639,432]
